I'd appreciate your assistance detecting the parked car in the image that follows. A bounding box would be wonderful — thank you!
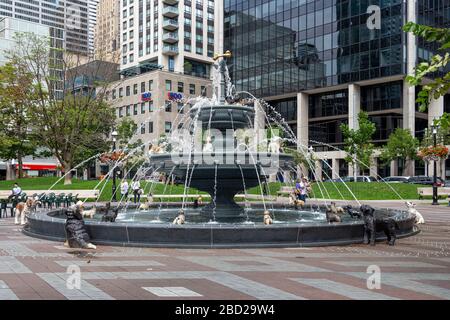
[381,176,411,183]
[408,176,445,187]
[340,176,378,182]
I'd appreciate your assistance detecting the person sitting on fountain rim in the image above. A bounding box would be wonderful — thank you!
[131,180,141,203]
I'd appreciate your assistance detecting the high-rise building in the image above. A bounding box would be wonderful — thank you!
[94,0,120,62]
[119,0,219,74]
[0,16,60,180]
[224,0,450,180]
[107,0,223,144]
[88,0,99,55]
[0,0,89,55]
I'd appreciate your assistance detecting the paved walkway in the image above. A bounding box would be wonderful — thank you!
[0,203,449,300]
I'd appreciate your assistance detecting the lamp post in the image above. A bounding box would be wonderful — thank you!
[431,125,439,205]
[111,130,118,202]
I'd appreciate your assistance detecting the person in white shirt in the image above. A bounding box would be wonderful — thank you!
[12,183,21,196]
[120,180,129,200]
[131,180,141,203]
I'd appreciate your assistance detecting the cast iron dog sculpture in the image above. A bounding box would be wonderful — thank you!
[64,203,96,249]
[344,205,362,219]
[360,205,397,246]
[101,206,120,222]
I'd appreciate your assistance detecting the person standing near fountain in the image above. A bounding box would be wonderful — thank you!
[295,177,309,204]
[120,180,129,201]
[131,180,141,203]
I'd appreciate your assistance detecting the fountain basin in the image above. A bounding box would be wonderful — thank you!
[23,205,419,248]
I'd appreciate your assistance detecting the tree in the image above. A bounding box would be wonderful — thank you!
[0,63,39,178]
[380,128,419,176]
[340,112,376,177]
[5,32,118,184]
[403,22,450,129]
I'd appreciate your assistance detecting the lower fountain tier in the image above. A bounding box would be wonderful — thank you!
[149,152,295,220]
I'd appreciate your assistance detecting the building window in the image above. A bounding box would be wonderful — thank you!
[165,122,172,133]
[149,121,153,133]
[129,54,134,62]
[165,80,172,91]
[201,85,206,96]
[112,89,116,99]
[141,123,145,134]
[184,44,191,52]
[141,103,145,114]
[133,104,138,115]
[133,84,138,94]
[196,46,203,55]
[149,80,153,90]
[177,102,184,113]
[189,84,195,95]
[165,100,172,112]
[141,82,145,93]
[177,82,184,93]
[126,86,130,96]
[119,88,123,97]
[119,107,123,117]
[168,56,175,72]
[149,101,154,112]
[126,105,130,116]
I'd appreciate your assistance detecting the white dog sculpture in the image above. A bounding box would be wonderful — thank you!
[405,201,425,224]
[263,210,273,225]
[203,136,214,153]
[267,136,282,154]
[173,209,186,225]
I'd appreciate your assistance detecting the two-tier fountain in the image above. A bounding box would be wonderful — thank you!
[23,52,419,248]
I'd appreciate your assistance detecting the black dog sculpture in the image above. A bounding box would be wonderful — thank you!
[344,205,362,219]
[64,204,96,249]
[360,205,397,246]
[101,207,119,222]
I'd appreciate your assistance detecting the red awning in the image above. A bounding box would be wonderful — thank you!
[15,163,57,170]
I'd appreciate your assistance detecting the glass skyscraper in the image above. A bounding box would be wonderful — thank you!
[224,0,450,179]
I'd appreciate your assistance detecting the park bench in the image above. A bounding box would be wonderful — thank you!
[417,187,450,200]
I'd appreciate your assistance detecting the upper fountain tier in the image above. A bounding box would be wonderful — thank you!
[189,104,255,131]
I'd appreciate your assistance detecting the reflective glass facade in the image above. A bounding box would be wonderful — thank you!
[224,0,405,97]
[417,0,450,77]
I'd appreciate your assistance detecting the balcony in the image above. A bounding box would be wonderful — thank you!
[162,32,179,44]
[163,18,179,31]
[162,6,179,18]
[163,0,178,5]
[162,44,179,55]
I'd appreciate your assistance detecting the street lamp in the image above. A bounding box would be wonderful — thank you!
[111,130,118,202]
[431,124,439,206]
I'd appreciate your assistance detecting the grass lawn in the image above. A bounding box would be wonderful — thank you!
[0,177,430,201]
[248,181,429,200]
[0,177,199,201]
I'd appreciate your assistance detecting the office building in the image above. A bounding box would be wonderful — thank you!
[108,0,223,144]
[224,0,450,179]
[0,0,89,55]
[94,0,120,62]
